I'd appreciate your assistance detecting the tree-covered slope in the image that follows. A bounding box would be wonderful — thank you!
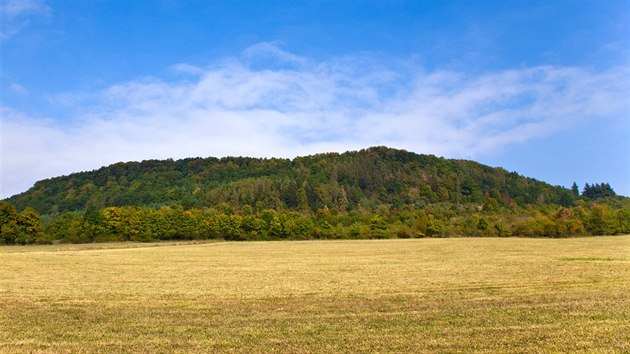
[7,146,576,214]
[2,147,629,245]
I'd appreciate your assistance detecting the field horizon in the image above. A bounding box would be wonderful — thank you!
[1,236,629,352]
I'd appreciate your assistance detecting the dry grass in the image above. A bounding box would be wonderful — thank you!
[1,237,629,352]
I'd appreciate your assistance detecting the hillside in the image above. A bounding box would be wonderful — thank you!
[3,147,628,244]
[8,146,575,214]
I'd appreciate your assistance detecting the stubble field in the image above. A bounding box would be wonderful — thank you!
[1,236,629,352]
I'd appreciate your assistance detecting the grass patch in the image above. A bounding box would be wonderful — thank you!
[1,237,629,352]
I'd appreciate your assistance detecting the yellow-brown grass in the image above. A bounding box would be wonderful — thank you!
[1,237,629,352]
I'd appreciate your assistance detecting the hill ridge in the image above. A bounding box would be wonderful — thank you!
[7,146,575,214]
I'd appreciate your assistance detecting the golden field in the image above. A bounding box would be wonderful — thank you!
[1,237,629,352]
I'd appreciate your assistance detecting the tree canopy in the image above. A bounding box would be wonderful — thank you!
[2,147,628,244]
[7,147,582,214]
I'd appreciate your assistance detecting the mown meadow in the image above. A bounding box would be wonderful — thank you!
[1,237,629,352]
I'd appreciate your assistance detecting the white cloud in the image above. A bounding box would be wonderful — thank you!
[8,83,28,95]
[1,44,628,198]
[0,0,50,40]
[171,63,205,76]
[243,41,310,69]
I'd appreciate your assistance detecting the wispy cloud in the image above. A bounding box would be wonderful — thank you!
[2,44,628,197]
[8,82,28,95]
[0,0,50,40]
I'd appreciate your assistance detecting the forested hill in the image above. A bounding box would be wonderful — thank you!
[8,146,578,215]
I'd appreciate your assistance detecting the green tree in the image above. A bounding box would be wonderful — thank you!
[0,201,19,244]
[582,183,617,200]
[219,213,243,240]
[102,206,147,241]
[586,204,616,235]
[49,212,84,243]
[82,206,106,242]
[268,214,288,239]
[425,215,444,237]
[16,207,42,244]
[369,215,387,231]
[296,185,311,213]
[482,197,499,213]
[198,212,222,239]
[571,182,579,196]
[616,207,630,234]
[240,213,265,239]
[477,217,489,231]
[494,221,511,237]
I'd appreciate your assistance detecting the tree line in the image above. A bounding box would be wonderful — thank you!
[581,182,617,199]
[2,199,629,245]
[3,147,628,245]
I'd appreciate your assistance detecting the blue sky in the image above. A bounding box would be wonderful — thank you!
[1,0,628,198]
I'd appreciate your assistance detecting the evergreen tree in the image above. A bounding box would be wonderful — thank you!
[571,182,579,196]
[582,182,617,200]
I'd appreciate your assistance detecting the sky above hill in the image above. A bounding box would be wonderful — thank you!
[1,0,628,198]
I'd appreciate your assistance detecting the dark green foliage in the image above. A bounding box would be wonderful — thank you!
[7,147,582,215]
[582,183,617,200]
[2,147,629,244]
[571,182,580,196]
